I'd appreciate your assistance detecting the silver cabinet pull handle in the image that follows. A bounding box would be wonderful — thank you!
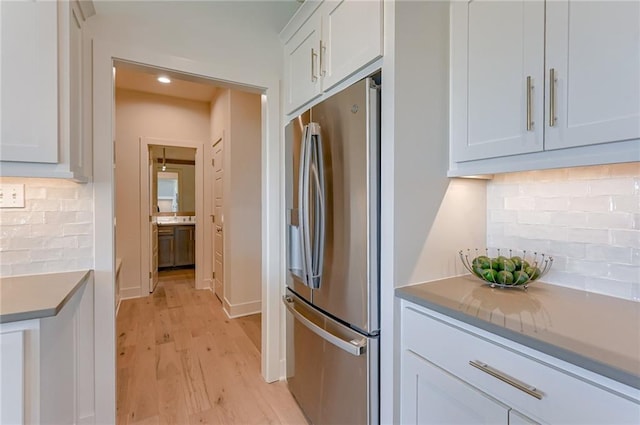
[469,360,543,400]
[526,76,534,131]
[549,68,557,127]
[320,40,326,76]
[311,48,318,82]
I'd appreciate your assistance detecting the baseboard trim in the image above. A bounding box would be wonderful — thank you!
[223,298,261,319]
[119,287,142,300]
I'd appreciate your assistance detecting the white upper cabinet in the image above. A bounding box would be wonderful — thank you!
[450,0,640,172]
[320,0,383,91]
[0,0,94,181]
[282,0,383,114]
[284,12,323,115]
[0,0,59,163]
[545,1,640,150]
[451,1,544,162]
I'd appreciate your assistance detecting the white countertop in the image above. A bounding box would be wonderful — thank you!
[0,270,91,323]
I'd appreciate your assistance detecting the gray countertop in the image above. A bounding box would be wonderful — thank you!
[396,275,640,390]
[0,270,91,324]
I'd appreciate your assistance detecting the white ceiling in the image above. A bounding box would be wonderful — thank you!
[115,66,220,102]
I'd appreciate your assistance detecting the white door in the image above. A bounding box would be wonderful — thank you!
[545,1,640,150]
[450,0,544,162]
[284,13,322,113]
[401,350,509,424]
[213,139,224,301]
[149,154,159,292]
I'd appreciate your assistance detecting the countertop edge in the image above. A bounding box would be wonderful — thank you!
[0,270,92,324]
[396,287,640,391]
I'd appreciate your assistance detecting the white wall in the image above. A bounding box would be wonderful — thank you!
[115,88,210,297]
[379,2,488,422]
[487,162,640,300]
[227,90,263,314]
[209,88,262,316]
[0,177,93,276]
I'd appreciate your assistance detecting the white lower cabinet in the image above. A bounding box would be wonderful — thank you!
[0,276,95,424]
[402,350,509,424]
[400,301,640,424]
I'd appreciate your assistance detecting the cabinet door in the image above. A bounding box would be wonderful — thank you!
[158,232,174,268]
[509,409,540,425]
[284,14,322,113]
[451,1,544,162]
[320,0,383,91]
[401,350,509,425]
[65,0,90,179]
[0,0,58,163]
[545,1,640,150]
[174,226,195,267]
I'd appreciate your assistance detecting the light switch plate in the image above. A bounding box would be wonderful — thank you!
[0,184,25,208]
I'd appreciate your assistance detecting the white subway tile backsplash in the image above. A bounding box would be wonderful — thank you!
[589,178,636,196]
[535,197,570,211]
[0,177,93,277]
[585,244,632,263]
[549,212,588,227]
[516,211,551,225]
[585,212,633,229]
[63,223,92,236]
[612,195,640,213]
[504,196,536,210]
[29,199,62,212]
[487,163,639,301]
[566,228,609,244]
[0,211,45,225]
[610,229,640,248]
[488,209,517,223]
[9,237,46,251]
[548,241,587,259]
[568,196,612,212]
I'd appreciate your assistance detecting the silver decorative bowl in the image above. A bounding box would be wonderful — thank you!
[459,248,553,289]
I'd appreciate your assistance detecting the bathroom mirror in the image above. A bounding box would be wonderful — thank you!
[151,145,196,214]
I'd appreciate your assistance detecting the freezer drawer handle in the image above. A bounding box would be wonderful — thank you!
[469,360,543,400]
[283,296,366,356]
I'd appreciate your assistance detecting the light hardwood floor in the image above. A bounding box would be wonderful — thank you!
[116,269,308,425]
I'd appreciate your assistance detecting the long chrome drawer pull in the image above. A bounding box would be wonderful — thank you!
[549,68,557,127]
[469,360,543,400]
[526,76,534,131]
[283,296,366,356]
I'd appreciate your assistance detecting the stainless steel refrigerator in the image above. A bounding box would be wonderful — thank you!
[284,75,380,425]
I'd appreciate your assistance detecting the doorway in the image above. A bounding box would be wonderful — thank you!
[145,144,198,293]
[94,45,284,422]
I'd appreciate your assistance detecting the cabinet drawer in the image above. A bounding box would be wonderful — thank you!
[403,305,640,424]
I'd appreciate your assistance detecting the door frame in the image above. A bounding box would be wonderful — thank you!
[93,39,284,423]
[140,137,205,292]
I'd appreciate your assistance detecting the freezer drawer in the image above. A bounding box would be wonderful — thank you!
[284,290,379,425]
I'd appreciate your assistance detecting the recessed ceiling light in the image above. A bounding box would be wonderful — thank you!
[157,76,171,84]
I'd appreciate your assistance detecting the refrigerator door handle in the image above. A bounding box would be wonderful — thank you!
[298,124,312,287]
[283,295,367,356]
[308,122,325,288]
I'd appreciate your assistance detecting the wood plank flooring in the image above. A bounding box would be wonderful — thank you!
[116,269,308,425]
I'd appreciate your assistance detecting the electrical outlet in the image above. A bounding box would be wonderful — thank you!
[0,184,25,208]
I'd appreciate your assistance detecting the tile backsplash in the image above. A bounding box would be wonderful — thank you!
[0,177,93,276]
[487,163,639,301]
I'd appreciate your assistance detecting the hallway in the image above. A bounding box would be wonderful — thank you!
[116,269,307,424]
